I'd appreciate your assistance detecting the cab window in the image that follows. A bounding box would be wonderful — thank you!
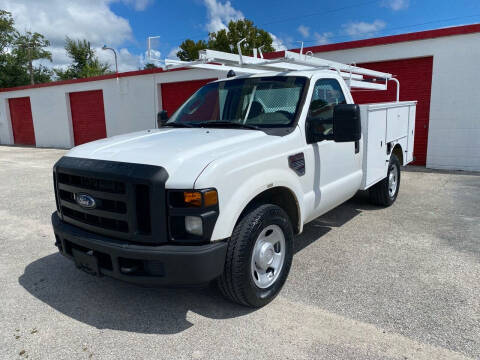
[306,79,346,141]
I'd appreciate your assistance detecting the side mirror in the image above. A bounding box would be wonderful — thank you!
[157,110,169,127]
[333,104,361,142]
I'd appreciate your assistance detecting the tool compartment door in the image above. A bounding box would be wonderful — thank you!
[360,101,417,189]
[361,107,387,189]
[386,106,409,143]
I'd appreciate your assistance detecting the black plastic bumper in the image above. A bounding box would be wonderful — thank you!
[52,212,227,286]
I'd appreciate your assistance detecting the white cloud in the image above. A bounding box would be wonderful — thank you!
[269,33,287,51]
[0,0,142,71]
[203,0,244,32]
[382,0,409,10]
[1,0,133,47]
[343,20,386,38]
[98,47,143,72]
[38,47,71,69]
[167,47,181,59]
[313,32,333,45]
[297,25,310,38]
[118,0,154,11]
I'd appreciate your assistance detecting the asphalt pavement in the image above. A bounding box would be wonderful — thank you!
[1,146,479,359]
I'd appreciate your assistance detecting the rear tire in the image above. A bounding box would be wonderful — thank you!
[217,204,293,307]
[369,153,401,206]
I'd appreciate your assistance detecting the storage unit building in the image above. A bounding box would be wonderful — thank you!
[0,68,222,149]
[0,24,479,171]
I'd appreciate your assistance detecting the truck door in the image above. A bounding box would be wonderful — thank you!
[305,78,363,218]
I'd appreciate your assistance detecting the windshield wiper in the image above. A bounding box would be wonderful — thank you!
[163,122,195,128]
[195,121,261,130]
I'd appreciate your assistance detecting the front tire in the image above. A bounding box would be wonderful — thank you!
[369,153,401,206]
[217,204,294,307]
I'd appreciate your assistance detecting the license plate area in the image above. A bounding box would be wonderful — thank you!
[72,248,100,276]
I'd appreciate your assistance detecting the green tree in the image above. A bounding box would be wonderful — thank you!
[177,19,275,61]
[14,31,52,85]
[33,65,54,83]
[176,39,208,61]
[0,10,53,88]
[0,9,16,53]
[143,63,158,69]
[55,37,110,80]
[0,53,52,88]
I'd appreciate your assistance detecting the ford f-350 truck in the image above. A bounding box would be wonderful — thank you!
[51,50,416,307]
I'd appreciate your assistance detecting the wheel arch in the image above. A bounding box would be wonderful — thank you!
[197,159,306,241]
[392,143,404,165]
[235,186,302,235]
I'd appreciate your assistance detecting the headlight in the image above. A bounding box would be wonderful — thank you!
[185,216,203,236]
[167,188,219,243]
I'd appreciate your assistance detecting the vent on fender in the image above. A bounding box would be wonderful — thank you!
[288,153,305,176]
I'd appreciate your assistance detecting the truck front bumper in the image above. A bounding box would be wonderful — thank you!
[52,212,227,286]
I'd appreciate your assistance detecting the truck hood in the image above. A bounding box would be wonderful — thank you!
[66,128,271,188]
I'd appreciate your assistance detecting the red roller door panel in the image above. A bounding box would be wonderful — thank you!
[352,56,433,165]
[69,90,107,146]
[161,78,217,115]
[9,97,35,146]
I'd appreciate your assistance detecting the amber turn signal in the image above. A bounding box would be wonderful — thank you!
[203,190,218,207]
[183,191,202,207]
[183,190,218,207]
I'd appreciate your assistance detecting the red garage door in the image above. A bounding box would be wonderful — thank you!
[352,56,433,165]
[161,78,217,115]
[69,90,107,146]
[8,97,35,146]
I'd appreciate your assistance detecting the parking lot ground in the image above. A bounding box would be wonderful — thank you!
[1,145,479,360]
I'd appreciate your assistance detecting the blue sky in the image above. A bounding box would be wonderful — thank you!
[1,0,480,71]
[113,0,480,66]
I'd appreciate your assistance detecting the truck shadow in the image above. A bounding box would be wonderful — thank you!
[294,190,379,254]
[18,253,253,334]
[18,192,375,335]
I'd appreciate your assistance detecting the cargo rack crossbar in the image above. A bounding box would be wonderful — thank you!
[164,47,400,100]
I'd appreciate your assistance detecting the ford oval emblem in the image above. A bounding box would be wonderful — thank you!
[75,193,96,209]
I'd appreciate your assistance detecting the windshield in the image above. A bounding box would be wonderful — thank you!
[167,76,307,128]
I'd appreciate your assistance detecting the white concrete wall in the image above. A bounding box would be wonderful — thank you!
[310,32,480,171]
[0,97,14,145]
[0,68,223,148]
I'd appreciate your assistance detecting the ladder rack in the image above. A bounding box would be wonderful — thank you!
[164,48,399,95]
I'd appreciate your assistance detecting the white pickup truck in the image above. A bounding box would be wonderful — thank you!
[51,50,416,307]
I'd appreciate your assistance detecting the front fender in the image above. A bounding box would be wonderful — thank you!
[198,166,305,241]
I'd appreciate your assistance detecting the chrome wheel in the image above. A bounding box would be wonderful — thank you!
[388,163,399,198]
[251,224,286,289]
